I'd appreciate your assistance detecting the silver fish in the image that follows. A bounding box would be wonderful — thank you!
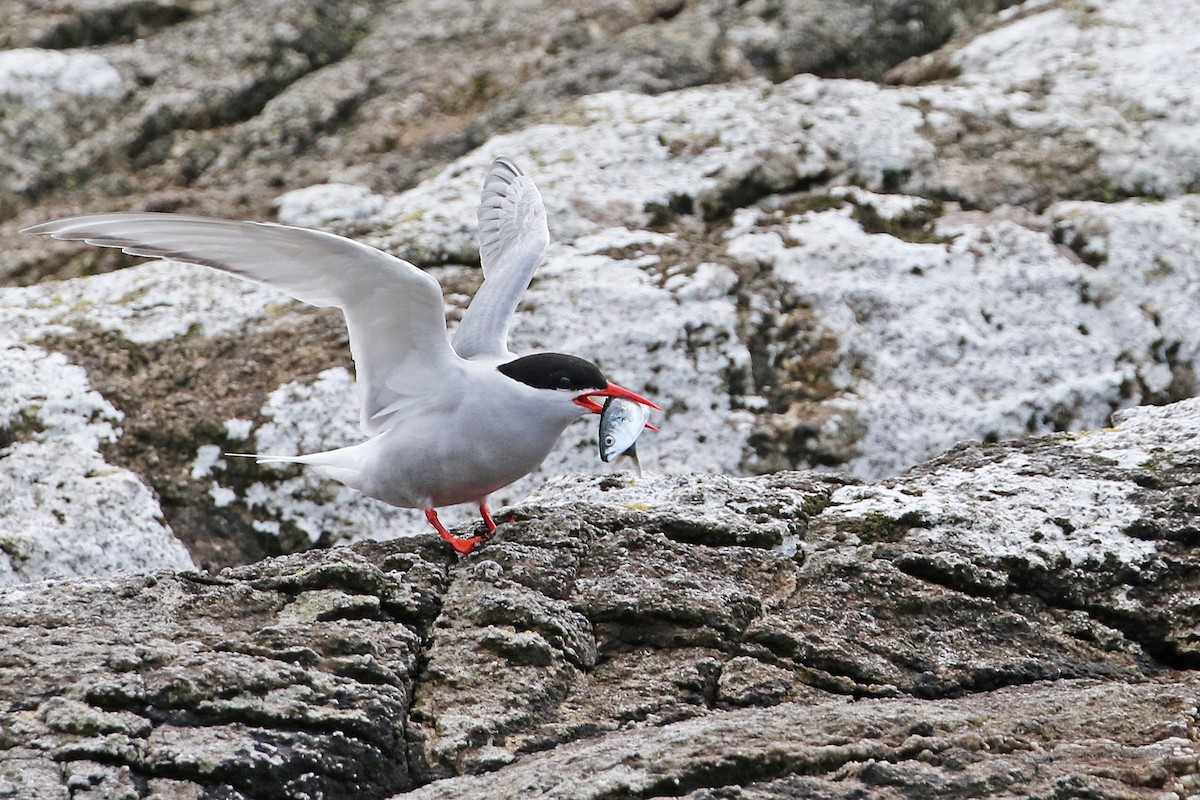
[599,396,651,473]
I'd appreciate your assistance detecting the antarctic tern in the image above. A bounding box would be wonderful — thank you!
[24,158,661,554]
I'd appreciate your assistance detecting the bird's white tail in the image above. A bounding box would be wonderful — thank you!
[223,450,369,493]
[225,451,307,463]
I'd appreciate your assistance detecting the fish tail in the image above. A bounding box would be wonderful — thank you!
[621,444,642,477]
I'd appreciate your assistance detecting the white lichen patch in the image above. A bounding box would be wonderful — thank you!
[0,439,193,586]
[826,453,1157,568]
[948,0,1200,196]
[190,445,225,480]
[2,261,281,345]
[290,74,934,265]
[726,193,1200,479]
[0,340,122,449]
[208,484,237,508]
[0,49,123,107]
[0,338,194,584]
[1070,397,1200,472]
[274,183,386,227]
[223,418,254,442]
[1045,196,1200,401]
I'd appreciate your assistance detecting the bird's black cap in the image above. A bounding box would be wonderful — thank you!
[497,353,607,392]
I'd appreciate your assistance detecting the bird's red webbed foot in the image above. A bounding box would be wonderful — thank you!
[425,508,484,555]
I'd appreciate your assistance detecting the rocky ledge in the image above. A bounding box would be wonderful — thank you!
[3,396,1199,799]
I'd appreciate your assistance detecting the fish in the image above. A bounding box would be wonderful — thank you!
[599,396,652,473]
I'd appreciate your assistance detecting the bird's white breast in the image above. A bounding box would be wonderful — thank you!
[355,360,583,508]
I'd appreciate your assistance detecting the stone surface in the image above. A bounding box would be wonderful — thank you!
[0,263,280,582]
[0,0,1010,246]
[3,397,1200,797]
[727,193,1200,477]
[2,0,1200,574]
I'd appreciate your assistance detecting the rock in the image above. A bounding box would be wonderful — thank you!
[6,1,1200,795]
[4,0,1200,574]
[401,680,1198,799]
[0,436,192,585]
[0,49,122,106]
[0,0,1007,254]
[0,336,193,585]
[727,193,1200,478]
[3,396,1200,797]
[3,0,1200,796]
[891,0,1200,204]
[0,263,289,581]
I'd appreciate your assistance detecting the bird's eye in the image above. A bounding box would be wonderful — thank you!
[557,375,573,389]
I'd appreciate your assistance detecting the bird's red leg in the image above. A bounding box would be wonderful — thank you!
[425,508,483,554]
[479,504,497,537]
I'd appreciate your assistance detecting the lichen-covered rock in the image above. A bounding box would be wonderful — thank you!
[5,2,1200,796]
[0,48,122,106]
[726,193,1200,477]
[3,397,1200,797]
[0,262,289,582]
[0,2,1198,797]
[0,0,1009,257]
[892,0,1200,204]
[0,335,193,584]
[825,397,1200,667]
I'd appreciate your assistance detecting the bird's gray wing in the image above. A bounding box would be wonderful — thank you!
[23,213,462,434]
[451,157,549,360]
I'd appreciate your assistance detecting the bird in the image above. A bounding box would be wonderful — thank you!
[23,157,661,554]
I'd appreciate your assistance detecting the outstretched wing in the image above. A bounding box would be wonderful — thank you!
[451,157,549,360]
[22,213,462,434]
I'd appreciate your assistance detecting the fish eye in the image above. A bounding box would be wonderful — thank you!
[603,435,614,447]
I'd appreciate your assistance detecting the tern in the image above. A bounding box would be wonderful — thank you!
[23,158,661,554]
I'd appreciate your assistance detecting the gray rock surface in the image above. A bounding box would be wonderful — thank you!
[4,3,1200,796]
[0,0,1011,253]
[5,0,1200,577]
[3,397,1200,798]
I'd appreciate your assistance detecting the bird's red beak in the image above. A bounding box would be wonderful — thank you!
[573,383,663,415]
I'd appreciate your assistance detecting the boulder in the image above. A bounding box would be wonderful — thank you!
[2,0,1200,575]
[2,397,1199,797]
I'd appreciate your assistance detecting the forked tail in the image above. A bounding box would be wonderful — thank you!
[223,450,368,492]
[224,451,307,464]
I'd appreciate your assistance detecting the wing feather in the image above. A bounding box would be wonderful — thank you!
[451,157,549,360]
[22,213,461,434]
